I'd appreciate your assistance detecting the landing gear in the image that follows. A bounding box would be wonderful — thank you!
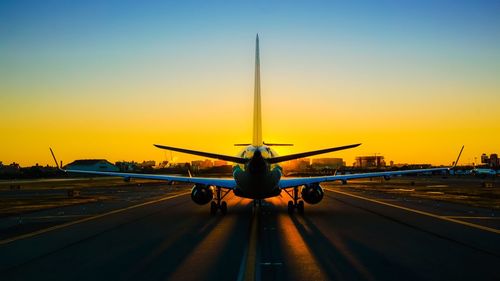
[220,201,227,214]
[287,200,294,214]
[284,186,305,214]
[253,199,263,207]
[297,200,304,214]
[210,187,230,215]
[210,201,218,215]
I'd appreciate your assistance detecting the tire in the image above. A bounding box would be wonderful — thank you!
[210,201,218,215]
[220,201,228,215]
[297,200,304,214]
[287,201,294,214]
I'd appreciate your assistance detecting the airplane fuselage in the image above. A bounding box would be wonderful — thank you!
[232,145,283,199]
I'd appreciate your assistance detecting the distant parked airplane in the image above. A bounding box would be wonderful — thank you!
[50,35,463,214]
[471,168,497,176]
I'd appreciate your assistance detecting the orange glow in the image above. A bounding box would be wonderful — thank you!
[2,92,497,167]
[273,197,328,280]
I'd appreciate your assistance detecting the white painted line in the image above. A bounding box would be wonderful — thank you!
[260,262,282,266]
[20,215,89,220]
[237,204,259,281]
[325,188,500,235]
[444,216,500,220]
[0,192,190,246]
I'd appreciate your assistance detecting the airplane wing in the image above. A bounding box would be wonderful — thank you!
[267,143,361,164]
[154,144,247,164]
[64,169,237,189]
[279,167,448,189]
[49,148,236,189]
[279,145,464,189]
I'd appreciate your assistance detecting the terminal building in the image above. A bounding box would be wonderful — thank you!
[64,159,119,172]
[191,159,214,170]
[354,156,386,168]
[481,153,499,168]
[0,162,21,176]
[281,158,311,171]
[213,160,228,167]
[311,158,344,169]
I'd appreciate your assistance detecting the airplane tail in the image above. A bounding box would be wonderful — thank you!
[251,36,293,147]
[253,34,263,146]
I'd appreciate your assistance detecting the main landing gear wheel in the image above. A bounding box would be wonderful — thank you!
[287,201,294,214]
[220,201,227,215]
[297,200,304,214]
[210,201,218,215]
[210,201,228,215]
[286,186,305,214]
[210,186,230,215]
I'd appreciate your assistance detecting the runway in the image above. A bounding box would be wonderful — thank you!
[0,184,499,281]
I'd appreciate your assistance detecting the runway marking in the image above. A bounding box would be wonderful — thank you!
[325,188,500,235]
[444,216,500,220]
[18,215,90,220]
[260,262,282,266]
[239,204,259,281]
[0,191,190,246]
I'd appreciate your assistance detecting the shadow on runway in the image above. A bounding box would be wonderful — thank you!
[266,196,423,281]
[127,196,254,281]
[289,213,421,281]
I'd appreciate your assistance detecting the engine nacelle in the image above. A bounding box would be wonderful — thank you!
[301,183,324,204]
[191,184,213,205]
[384,175,391,181]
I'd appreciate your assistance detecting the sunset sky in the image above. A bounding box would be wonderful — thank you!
[1,1,499,167]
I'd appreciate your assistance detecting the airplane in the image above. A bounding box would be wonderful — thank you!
[471,168,497,177]
[50,35,464,215]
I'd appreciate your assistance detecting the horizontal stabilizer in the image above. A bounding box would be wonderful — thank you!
[154,144,248,164]
[263,142,294,146]
[267,143,361,164]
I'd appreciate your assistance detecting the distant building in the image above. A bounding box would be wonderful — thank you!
[115,161,138,172]
[213,160,227,167]
[311,158,343,169]
[490,154,499,168]
[281,158,310,171]
[481,153,489,164]
[191,159,213,170]
[139,160,156,169]
[65,159,119,172]
[157,160,169,168]
[480,153,499,168]
[0,162,21,175]
[354,156,385,168]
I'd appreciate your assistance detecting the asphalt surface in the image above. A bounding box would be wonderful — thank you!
[0,183,499,281]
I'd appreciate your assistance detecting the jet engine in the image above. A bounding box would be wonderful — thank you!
[301,183,324,204]
[191,184,214,205]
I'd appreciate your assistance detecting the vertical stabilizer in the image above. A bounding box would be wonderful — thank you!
[253,34,263,146]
